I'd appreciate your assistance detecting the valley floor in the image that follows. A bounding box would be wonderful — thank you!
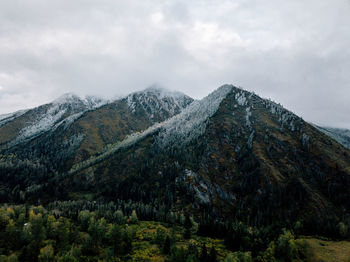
[303,237,350,262]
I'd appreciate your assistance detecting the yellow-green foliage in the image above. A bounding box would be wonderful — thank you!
[303,237,350,262]
[132,243,163,262]
[258,230,312,262]
[223,252,252,262]
[0,204,236,261]
[130,221,232,261]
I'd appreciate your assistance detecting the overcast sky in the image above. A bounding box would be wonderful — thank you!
[0,0,349,128]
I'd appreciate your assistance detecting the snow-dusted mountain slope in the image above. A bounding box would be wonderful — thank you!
[0,93,106,146]
[126,86,194,121]
[315,126,350,149]
[156,84,301,148]
[60,87,194,164]
[67,85,234,174]
[0,109,29,128]
[16,93,106,142]
[68,85,232,173]
[0,87,194,171]
[156,84,233,148]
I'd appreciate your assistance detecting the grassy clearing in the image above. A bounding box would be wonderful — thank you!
[303,237,350,262]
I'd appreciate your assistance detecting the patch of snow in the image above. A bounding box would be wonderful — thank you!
[156,85,233,148]
[69,122,163,174]
[83,95,106,109]
[16,105,67,143]
[53,92,106,109]
[9,93,106,145]
[302,133,310,148]
[245,107,252,127]
[144,85,188,99]
[0,109,29,127]
[126,86,192,118]
[247,131,255,149]
[127,94,137,113]
[265,100,300,132]
[235,91,248,106]
[53,112,85,130]
[315,125,350,149]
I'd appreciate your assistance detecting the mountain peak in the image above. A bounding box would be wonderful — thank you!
[125,85,194,121]
[53,92,106,109]
[53,92,81,105]
[133,85,189,99]
[145,87,186,98]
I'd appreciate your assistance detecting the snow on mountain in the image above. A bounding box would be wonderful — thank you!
[0,109,29,127]
[12,93,106,144]
[315,126,350,149]
[84,95,107,109]
[17,105,67,142]
[155,84,303,150]
[156,84,233,148]
[126,86,193,120]
[53,93,106,109]
[69,122,163,174]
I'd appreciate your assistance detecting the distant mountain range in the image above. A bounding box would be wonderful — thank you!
[1,85,350,231]
[314,125,350,149]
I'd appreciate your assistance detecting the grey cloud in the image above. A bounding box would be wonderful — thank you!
[0,0,349,128]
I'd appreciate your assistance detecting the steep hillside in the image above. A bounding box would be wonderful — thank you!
[53,85,350,232]
[0,87,193,166]
[0,87,193,203]
[67,87,193,164]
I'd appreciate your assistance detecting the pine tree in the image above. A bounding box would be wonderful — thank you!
[163,235,171,254]
[208,247,217,262]
[183,213,192,239]
[130,210,138,224]
[200,244,208,262]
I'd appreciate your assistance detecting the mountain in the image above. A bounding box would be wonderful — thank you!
[0,87,193,168]
[0,93,105,147]
[1,85,350,236]
[35,85,349,231]
[315,126,350,149]
[0,87,194,202]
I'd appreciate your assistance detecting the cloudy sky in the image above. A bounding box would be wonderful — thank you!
[0,0,349,128]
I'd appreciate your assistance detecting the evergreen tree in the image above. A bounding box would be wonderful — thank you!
[107,224,122,256]
[200,244,208,262]
[184,213,192,239]
[163,235,171,254]
[38,245,55,262]
[208,247,217,262]
[130,210,138,224]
